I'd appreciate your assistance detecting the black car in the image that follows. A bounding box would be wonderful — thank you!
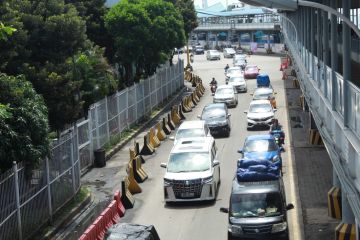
[198,103,231,137]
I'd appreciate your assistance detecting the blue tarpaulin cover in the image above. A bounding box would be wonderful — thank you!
[236,159,280,181]
[256,74,270,87]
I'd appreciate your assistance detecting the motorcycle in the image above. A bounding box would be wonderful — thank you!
[270,129,285,150]
[210,83,217,95]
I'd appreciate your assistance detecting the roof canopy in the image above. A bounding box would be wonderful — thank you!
[239,0,297,11]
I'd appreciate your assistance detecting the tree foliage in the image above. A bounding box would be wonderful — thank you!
[165,0,198,39]
[0,73,50,173]
[105,0,185,84]
[0,0,117,131]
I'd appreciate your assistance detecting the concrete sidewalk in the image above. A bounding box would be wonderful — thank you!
[284,70,340,239]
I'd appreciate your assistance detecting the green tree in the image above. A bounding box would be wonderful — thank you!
[0,22,16,40]
[64,0,115,61]
[0,73,50,173]
[165,0,198,39]
[105,0,185,84]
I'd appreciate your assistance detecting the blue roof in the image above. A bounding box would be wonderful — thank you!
[246,134,273,140]
[197,6,268,18]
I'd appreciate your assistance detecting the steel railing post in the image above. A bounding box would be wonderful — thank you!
[13,162,23,240]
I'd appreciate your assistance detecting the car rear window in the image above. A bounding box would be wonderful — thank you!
[244,139,278,152]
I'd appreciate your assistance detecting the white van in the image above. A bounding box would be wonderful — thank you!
[160,137,220,202]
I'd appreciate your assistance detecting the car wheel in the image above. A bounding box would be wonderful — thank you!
[227,232,235,240]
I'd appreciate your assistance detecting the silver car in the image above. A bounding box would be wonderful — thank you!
[223,48,236,58]
[244,100,277,130]
[206,50,221,60]
[225,67,242,81]
[213,85,238,107]
[228,76,247,93]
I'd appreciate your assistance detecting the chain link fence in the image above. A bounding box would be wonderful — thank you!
[0,60,184,240]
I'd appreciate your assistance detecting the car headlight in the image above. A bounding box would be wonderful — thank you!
[203,176,213,184]
[164,178,172,186]
[229,224,243,234]
[272,155,280,162]
[271,222,287,233]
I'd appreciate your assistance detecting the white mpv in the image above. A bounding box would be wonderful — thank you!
[160,137,220,202]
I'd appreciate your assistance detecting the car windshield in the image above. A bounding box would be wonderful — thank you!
[229,77,244,83]
[244,139,278,152]
[201,108,226,120]
[210,50,218,53]
[246,66,257,71]
[249,103,272,113]
[227,69,242,75]
[216,88,233,95]
[175,128,205,140]
[230,193,283,218]
[254,92,272,99]
[167,152,210,173]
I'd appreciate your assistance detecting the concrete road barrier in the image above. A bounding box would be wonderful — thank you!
[140,134,155,155]
[132,156,148,183]
[125,163,142,194]
[149,127,161,148]
[156,122,166,141]
[162,117,171,135]
[121,177,136,208]
[167,113,175,130]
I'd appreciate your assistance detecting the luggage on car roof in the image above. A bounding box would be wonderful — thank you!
[236,159,280,182]
[105,223,160,240]
[256,74,270,87]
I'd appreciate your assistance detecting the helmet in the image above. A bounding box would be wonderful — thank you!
[212,77,215,80]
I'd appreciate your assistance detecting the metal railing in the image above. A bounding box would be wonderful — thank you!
[0,60,184,240]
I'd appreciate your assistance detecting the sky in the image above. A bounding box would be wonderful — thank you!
[193,0,240,9]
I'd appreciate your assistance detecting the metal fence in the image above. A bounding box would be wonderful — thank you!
[0,60,184,240]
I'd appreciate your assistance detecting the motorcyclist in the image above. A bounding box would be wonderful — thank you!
[270,119,285,144]
[210,77,217,86]
[224,64,230,72]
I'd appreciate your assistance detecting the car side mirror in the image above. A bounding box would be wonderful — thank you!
[244,110,248,114]
[286,203,294,210]
[169,136,175,140]
[213,160,220,167]
[273,109,277,112]
[279,147,284,152]
[237,149,243,153]
[160,163,167,168]
[197,115,201,118]
[220,207,229,213]
[227,113,231,117]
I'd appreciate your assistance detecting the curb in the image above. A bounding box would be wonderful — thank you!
[104,86,187,161]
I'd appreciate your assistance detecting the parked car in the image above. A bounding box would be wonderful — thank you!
[244,99,276,129]
[244,65,260,79]
[223,48,236,58]
[237,134,283,170]
[206,50,221,60]
[170,120,212,145]
[195,45,205,54]
[160,137,220,202]
[252,87,277,109]
[198,103,231,137]
[225,67,243,81]
[220,177,293,240]
[228,76,247,93]
[213,85,238,107]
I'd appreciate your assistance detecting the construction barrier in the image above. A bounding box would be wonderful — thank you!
[149,127,160,148]
[335,223,356,240]
[156,122,166,141]
[292,78,300,88]
[121,177,136,208]
[125,161,142,193]
[162,117,171,135]
[328,187,342,220]
[178,104,186,120]
[132,142,145,163]
[309,129,323,145]
[167,113,175,130]
[171,106,181,125]
[186,95,195,108]
[132,156,148,183]
[299,95,305,109]
[140,134,155,155]
[181,97,192,112]
[113,191,126,217]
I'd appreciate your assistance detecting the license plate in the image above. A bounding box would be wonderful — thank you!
[181,192,195,198]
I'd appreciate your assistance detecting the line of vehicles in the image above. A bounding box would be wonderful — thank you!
[160,53,292,239]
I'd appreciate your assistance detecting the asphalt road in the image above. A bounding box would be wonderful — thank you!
[120,52,302,240]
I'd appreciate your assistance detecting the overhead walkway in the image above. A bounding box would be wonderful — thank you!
[240,0,360,239]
